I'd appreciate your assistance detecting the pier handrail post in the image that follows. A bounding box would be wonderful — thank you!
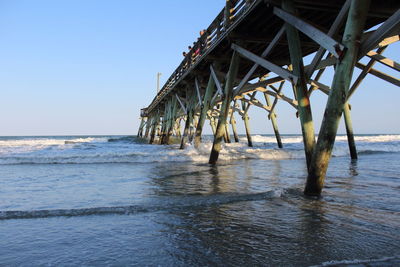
[305,0,371,196]
[224,0,233,30]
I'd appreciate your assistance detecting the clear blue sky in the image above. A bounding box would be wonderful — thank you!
[0,0,399,136]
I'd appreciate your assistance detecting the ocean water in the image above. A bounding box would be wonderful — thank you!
[0,134,399,266]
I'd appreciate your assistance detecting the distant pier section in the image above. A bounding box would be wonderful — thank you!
[138,0,400,196]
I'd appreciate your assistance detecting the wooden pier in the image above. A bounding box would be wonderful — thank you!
[137,0,400,196]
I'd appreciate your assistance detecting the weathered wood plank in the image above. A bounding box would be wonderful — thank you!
[306,0,350,77]
[358,9,400,58]
[210,64,224,96]
[233,26,286,96]
[355,62,400,87]
[175,94,187,114]
[274,6,345,58]
[366,51,400,72]
[232,43,298,84]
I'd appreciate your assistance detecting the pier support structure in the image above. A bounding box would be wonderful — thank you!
[282,0,316,169]
[194,72,217,148]
[305,0,371,196]
[139,0,400,196]
[209,51,240,164]
[230,101,240,143]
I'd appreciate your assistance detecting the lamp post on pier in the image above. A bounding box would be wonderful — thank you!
[157,72,162,93]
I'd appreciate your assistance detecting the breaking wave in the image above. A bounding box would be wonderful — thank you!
[0,135,399,165]
[310,255,400,267]
[0,190,282,220]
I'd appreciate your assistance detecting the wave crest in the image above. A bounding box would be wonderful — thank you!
[0,190,282,220]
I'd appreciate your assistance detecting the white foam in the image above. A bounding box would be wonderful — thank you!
[250,135,304,144]
[0,135,399,165]
[310,255,400,267]
[0,137,108,149]
[182,141,302,162]
[336,134,400,143]
[250,134,400,144]
[0,137,107,153]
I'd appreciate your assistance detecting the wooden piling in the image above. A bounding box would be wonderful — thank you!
[180,117,189,149]
[230,104,240,142]
[210,116,217,136]
[194,75,216,148]
[159,103,169,144]
[240,99,253,147]
[180,110,193,149]
[263,93,283,148]
[144,116,152,138]
[174,118,182,138]
[242,113,253,147]
[149,111,160,144]
[305,0,370,196]
[137,117,145,137]
[180,88,195,149]
[165,98,178,144]
[282,0,316,170]
[209,51,240,164]
[343,103,358,159]
[225,122,231,143]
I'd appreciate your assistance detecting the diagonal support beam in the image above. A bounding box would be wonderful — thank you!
[195,77,202,106]
[264,88,298,109]
[358,9,400,59]
[306,0,350,77]
[366,51,400,72]
[244,92,257,113]
[263,87,283,148]
[347,46,387,100]
[233,26,286,96]
[232,43,298,84]
[356,62,400,87]
[175,94,187,114]
[274,7,345,59]
[309,79,330,95]
[268,81,284,118]
[210,65,224,96]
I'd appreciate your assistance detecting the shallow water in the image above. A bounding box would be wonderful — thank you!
[0,135,399,266]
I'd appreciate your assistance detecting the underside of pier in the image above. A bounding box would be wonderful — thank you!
[138,0,400,196]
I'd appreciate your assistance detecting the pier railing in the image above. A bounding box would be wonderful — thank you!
[145,0,255,116]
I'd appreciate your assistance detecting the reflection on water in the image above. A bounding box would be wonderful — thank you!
[0,153,400,265]
[349,159,359,176]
